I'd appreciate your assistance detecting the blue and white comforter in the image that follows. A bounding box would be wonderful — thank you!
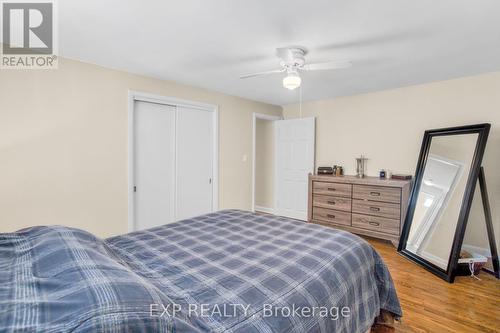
[0,210,402,332]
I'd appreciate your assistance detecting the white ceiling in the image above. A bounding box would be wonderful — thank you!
[57,0,500,105]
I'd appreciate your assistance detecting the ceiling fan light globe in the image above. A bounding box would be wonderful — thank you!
[283,74,301,90]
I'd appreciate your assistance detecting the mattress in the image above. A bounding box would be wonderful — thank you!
[0,209,401,332]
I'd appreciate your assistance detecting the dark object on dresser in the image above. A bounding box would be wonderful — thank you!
[317,166,334,175]
[308,174,412,246]
[391,174,412,180]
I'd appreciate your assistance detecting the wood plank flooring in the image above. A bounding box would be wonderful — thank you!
[367,238,500,333]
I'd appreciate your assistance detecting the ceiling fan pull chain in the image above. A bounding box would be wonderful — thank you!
[299,84,303,118]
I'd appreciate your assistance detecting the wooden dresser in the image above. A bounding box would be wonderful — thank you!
[308,174,412,245]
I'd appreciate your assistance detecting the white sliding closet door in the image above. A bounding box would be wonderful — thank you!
[133,101,176,230]
[275,117,315,220]
[176,106,213,220]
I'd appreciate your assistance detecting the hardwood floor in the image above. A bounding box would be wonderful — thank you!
[367,237,500,333]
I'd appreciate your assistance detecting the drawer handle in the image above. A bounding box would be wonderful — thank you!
[369,222,380,227]
[327,201,336,205]
[370,192,381,196]
[327,188,337,191]
[370,207,380,212]
[326,214,336,219]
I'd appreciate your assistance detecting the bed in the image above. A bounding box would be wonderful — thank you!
[0,210,402,332]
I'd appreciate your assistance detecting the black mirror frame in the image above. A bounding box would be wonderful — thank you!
[398,123,491,283]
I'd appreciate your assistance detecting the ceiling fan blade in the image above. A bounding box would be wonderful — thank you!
[302,61,352,71]
[239,68,285,79]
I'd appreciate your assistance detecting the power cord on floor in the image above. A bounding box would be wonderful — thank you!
[468,260,481,280]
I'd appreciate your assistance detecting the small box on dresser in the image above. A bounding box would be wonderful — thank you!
[308,174,412,246]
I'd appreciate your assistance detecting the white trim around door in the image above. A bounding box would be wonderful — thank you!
[252,112,282,213]
[128,90,219,232]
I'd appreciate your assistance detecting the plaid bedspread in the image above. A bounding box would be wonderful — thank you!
[0,210,401,332]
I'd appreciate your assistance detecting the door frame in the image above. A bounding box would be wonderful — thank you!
[128,90,219,232]
[252,112,282,213]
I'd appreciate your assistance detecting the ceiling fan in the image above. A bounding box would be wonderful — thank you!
[239,46,352,90]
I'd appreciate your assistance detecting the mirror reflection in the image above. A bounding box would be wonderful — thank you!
[406,134,478,269]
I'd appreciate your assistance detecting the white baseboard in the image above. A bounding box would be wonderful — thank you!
[409,245,491,269]
[420,250,448,269]
[254,206,275,214]
[406,243,418,253]
[462,244,491,257]
[418,245,491,269]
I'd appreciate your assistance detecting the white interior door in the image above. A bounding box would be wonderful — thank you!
[275,117,315,220]
[175,106,213,221]
[133,101,176,230]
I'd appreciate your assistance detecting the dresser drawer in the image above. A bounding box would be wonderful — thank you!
[313,207,351,226]
[313,195,351,212]
[352,199,400,220]
[353,185,401,203]
[352,213,400,235]
[313,182,352,198]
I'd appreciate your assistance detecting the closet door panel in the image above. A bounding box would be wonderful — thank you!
[176,107,213,220]
[134,101,176,230]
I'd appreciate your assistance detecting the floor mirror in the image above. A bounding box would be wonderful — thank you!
[398,123,495,282]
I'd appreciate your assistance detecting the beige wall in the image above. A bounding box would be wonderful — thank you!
[1,55,498,253]
[255,118,275,209]
[283,71,500,252]
[0,58,282,237]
